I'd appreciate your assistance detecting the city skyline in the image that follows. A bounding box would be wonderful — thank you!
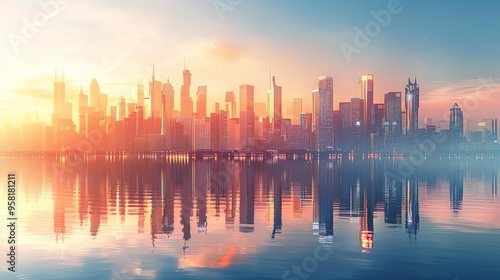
[1,64,499,153]
[2,1,500,127]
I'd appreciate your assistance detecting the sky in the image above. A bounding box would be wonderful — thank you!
[1,0,500,128]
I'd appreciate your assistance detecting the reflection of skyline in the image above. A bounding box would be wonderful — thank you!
[405,174,419,241]
[450,161,464,213]
[317,160,334,243]
[10,156,496,259]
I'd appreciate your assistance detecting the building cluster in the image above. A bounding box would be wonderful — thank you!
[0,69,498,153]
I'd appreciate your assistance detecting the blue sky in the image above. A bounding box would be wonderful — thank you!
[1,0,499,126]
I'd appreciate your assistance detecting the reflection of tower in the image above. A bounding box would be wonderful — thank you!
[493,168,498,202]
[239,161,255,232]
[318,160,334,243]
[405,174,419,241]
[449,162,463,212]
[162,161,175,235]
[54,176,71,243]
[180,161,193,243]
[384,165,403,225]
[271,161,282,238]
[225,161,237,230]
[312,160,319,232]
[195,160,208,234]
[360,161,374,250]
[89,163,108,237]
[150,161,163,247]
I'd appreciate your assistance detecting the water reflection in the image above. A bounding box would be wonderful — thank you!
[1,155,500,279]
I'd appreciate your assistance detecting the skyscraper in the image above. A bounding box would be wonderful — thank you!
[449,103,463,148]
[90,79,107,116]
[150,67,163,119]
[267,76,282,148]
[119,96,126,121]
[163,81,174,149]
[312,76,334,152]
[350,97,364,151]
[360,74,374,132]
[384,92,402,150]
[196,85,207,119]
[225,91,237,119]
[137,84,145,107]
[405,78,419,137]
[293,99,302,125]
[239,85,255,149]
[180,68,193,118]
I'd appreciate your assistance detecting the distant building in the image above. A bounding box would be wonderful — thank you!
[196,85,207,119]
[449,103,464,148]
[312,76,334,152]
[293,99,302,125]
[239,85,255,149]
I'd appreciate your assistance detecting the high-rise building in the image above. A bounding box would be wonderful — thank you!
[360,74,374,132]
[300,112,313,150]
[293,99,302,125]
[119,96,126,121]
[194,119,210,150]
[78,85,89,137]
[338,102,351,151]
[267,76,282,149]
[225,91,237,119]
[478,118,498,143]
[90,79,107,117]
[138,84,145,107]
[180,68,193,118]
[239,85,255,149]
[405,78,419,137]
[384,92,402,150]
[449,103,463,148]
[312,76,334,152]
[52,72,75,150]
[163,80,174,149]
[196,85,207,119]
[350,97,364,151]
[210,111,221,150]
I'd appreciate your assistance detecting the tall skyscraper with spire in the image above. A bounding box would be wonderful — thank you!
[267,76,282,148]
[405,78,419,137]
[312,76,334,152]
[180,63,193,118]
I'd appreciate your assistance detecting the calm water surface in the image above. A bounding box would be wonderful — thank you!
[0,156,499,280]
